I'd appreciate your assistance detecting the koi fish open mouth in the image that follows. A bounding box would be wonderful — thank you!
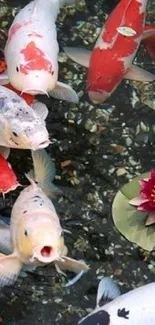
[41,246,53,257]
[33,244,60,264]
[21,89,49,96]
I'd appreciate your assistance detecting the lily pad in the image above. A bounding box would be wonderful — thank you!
[112,171,155,251]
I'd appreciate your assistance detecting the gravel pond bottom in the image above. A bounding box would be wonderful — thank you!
[0,0,155,324]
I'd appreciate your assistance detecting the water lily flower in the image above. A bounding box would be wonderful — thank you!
[129,170,155,226]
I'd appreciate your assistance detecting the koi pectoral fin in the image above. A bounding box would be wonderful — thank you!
[63,47,91,68]
[28,149,62,199]
[55,254,89,287]
[55,256,89,274]
[0,146,10,159]
[48,81,79,104]
[31,101,49,120]
[0,253,22,287]
[0,71,9,85]
[124,65,155,82]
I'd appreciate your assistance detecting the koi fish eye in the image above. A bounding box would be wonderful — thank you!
[12,131,18,137]
[51,70,54,75]
[24,229,29,236]
[16,66,19,72]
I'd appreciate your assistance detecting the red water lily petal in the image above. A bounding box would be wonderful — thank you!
[140,190,150,199]
[145,211,155,226]
[129,170,155,224]
[129,196,148,206]
[151,170,155,182]
[139,179,149,189]
[138,201,155,212]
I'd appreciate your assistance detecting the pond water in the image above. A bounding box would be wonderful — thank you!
[0,0,155,324]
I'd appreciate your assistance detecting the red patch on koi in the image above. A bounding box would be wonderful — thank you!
[87,47,126,93]
[27,32,43,38]
[20,41,52,74]
[7,21,31,44]
[0,59,7,73]
[0,48,7,73]
[0,154,19,194]
[102,0,132,43]
[102,0,145,43]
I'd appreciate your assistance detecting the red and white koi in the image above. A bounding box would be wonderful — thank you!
[64,0,155,104]
[0,0,79,103]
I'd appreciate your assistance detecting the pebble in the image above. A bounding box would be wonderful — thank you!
[42,300,48,305]
[84,119,98,133]
[86,308,93,313]
[113,269,122,276]
[128,157,140,166]
[125,137,133,146]
[140,121,150,132]
[148,264,154,270]
[116,168,127,177]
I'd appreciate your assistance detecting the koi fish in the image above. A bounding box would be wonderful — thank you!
[0,149,20,196]
[64,0,155,104]
[0,149,89,287]
[79,277,155,325]
[0,0,79,104]
[0,84,50,153]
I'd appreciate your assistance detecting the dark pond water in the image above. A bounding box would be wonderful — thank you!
[0,0,155,324]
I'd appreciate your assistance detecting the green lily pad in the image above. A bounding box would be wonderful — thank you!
[112,171,155,251]
[121,172,150,200]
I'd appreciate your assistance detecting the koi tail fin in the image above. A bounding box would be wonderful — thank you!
[27,149,62,198]
[0,253,22,287]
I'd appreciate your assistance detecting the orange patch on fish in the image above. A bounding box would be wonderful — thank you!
[0,154,19,194]
[20,41,52,74]
[0,59,7,73]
